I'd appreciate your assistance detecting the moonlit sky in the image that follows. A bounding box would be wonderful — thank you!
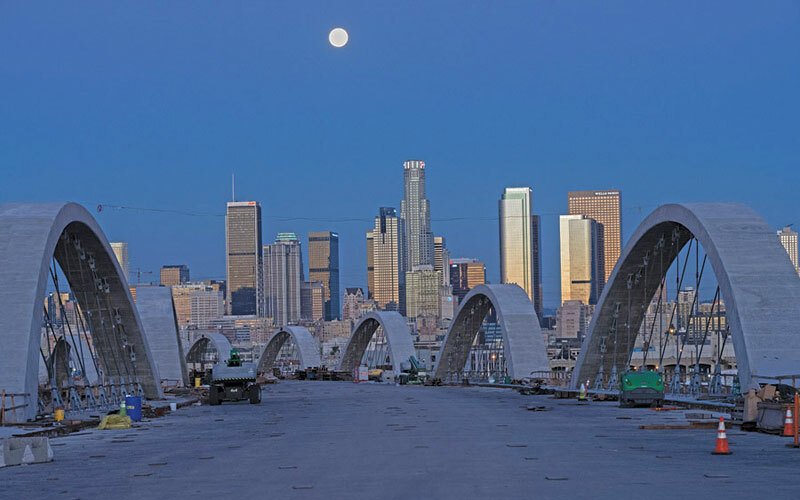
[1,2,798,308]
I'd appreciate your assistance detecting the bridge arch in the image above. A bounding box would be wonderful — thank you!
[572,203,800,391]
[257,326,321,374]
[0,202,162,422]
[434,284,549,381]
[186,333,233,366]
[338,311,415,376]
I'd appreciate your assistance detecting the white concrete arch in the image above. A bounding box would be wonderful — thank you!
[186,333,233,365]
[572,203,800,390]
[0,202,163,422]
[338,311,415,374]
[136,286,190,387]
[434,284,549,381]
[257,326,322,373]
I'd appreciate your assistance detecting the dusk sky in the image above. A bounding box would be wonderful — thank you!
[2,2,798,308]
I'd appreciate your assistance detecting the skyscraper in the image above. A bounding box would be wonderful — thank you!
[263,233,304,326]
[369,207,402,312]
[400,160,434,272]
[300,281,325,322]
[160,264,189,286]
[110,242,129,282]
[568,190,621,282]
[531,215,543,318]
[498,187,543,317]
[778,226,799,273]
[559,214,604,305]
[433,235,450,286]
[225,201,263,316]
[308,231,340,320]
[366,231,374,299]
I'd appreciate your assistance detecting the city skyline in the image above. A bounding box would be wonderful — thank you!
[105,173,800,312]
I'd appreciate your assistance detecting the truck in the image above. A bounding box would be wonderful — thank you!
[208,350,261,405]
[398,356,428,385]
[619,370,664,408]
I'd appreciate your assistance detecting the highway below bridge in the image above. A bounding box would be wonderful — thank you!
[3,381,800,499]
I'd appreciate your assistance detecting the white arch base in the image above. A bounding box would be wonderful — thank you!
[186,333,233,366]
[434,284,549,381]
[136,286,190,387]
[572,203,800,391]
[338,312,415,380]
[257,326,321,374]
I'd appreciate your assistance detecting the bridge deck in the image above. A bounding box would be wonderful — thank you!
[2,381,799,499]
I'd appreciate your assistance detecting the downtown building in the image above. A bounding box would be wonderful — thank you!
[225,201,263,316]
[263,233,303,326]
[160,264,189,286]
[342,287,376,323]
[498,187,543,318]
[300,281,325,323]
[401,160,434,272]
[559,214,604,305]
[110,242,130,282]
[367,207,403,312]
[406,265,443,335]
[778,225,799,275]
[171,282,224,331]
[449,258,486,303]
[567,190,621,282]
[307,231,340,320]
[434,236,450,285]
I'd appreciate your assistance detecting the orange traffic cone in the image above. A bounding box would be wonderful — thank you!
[783,406,794,437]
[712,416,731,455]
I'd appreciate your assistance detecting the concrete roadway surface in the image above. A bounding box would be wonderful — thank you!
[2,381,800,499]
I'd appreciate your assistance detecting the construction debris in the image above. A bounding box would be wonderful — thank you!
[97,414,132,430]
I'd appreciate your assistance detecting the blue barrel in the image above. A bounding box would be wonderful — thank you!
[125,395,142,422]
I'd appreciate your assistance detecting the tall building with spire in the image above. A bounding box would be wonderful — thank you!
[568,190,621,282]
[225,201,263,316]
[400,160,434,272]
[498,187,543,319]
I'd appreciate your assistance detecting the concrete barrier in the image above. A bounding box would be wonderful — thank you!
[0,437,54,467]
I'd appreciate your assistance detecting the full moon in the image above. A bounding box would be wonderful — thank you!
[329,28,349,48]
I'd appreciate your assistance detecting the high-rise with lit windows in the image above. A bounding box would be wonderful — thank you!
[308,231,340,320]
[368,207,403,312]
[778,226,799,274]
[499,187,543,318]
[559,214,604,305]
[568,190,621,282]
[225,201,263,316]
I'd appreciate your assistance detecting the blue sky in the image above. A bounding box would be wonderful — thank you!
[2,2,798,308]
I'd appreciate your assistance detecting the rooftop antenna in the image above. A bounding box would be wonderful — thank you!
[231,173,236,202]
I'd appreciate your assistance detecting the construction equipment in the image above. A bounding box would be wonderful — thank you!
[398,356,427,385]
[208,350,261,405]
[619,370,664,408]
